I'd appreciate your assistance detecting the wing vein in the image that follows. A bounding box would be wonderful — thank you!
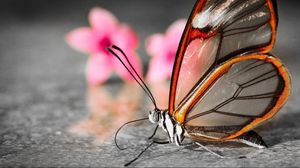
[223,1,267,30]
[223,21,269,37]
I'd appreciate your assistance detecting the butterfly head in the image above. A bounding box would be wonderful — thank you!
[148,108,162,124]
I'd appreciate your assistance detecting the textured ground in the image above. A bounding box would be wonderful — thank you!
[0,0,299,167]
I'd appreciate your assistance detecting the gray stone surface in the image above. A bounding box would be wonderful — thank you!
[0,0,299,167]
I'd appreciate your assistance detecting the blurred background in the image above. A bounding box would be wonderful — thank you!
[0,0,299,167]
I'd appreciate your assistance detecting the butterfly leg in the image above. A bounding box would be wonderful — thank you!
[230,130,268,149]
[192,141,248,159]
[124,140,169,166]
[153,140,170,144]
[148,125,159,140]
[194,142,236,159]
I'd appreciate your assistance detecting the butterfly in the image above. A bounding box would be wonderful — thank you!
[108,0,291,166]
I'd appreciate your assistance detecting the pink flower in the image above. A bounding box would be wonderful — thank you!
[146,19,187,83]
[66,7,142,85]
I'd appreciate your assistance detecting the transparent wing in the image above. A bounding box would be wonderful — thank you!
[169,0,278,113]
[181,54,290,140]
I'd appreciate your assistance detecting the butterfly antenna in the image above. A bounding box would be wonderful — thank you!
[124,141,154,167]
[114,117,149,150]
[107,46,158,109]
[111,45,157,109]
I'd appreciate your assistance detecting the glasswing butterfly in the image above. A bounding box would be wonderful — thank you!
[108,0,290,166]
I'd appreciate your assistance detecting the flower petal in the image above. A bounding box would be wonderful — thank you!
[111,24,139,51]
[89,7,118,35]
[145,19,187,83]
[146,55,173,83]
[166,19,187,50]
[65,27,97,53]
[145,34,167,57]
[113,51,143,82]
[86,53,113,85]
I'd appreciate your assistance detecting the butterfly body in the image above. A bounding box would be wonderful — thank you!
[149,109,185,146]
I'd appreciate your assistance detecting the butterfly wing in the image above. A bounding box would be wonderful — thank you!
[178,53,290,140]
[169,0,278,113]
[168,0,290,140]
